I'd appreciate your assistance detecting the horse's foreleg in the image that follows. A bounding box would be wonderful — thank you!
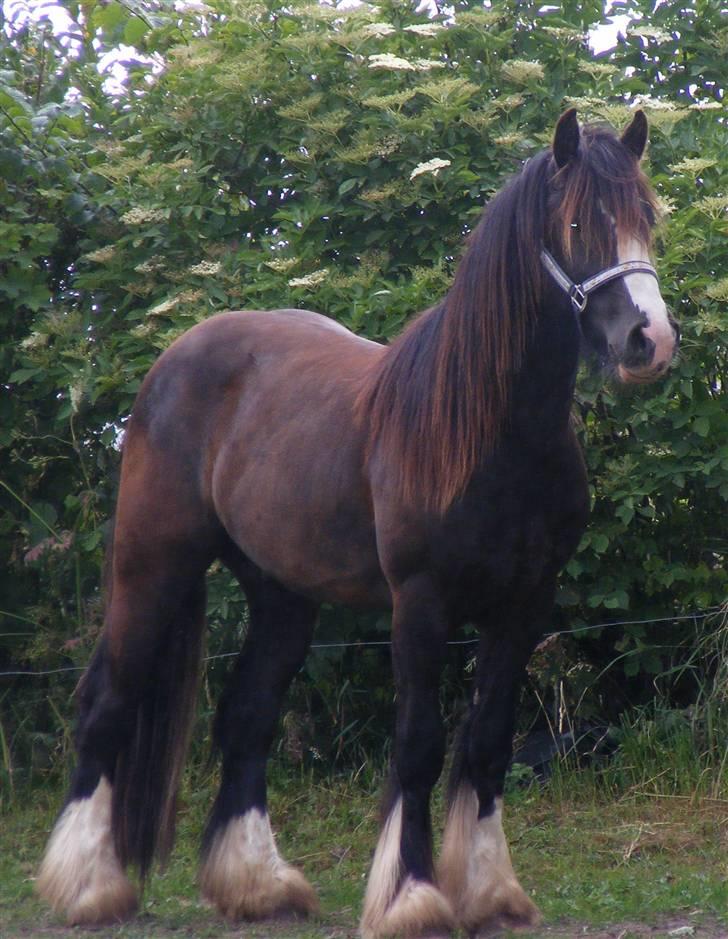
[361,574,454,939]
[200,578,319,921]
[438,620,543,935]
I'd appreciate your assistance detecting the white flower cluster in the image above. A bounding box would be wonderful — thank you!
[134,256,166,274]
[630,25,672,43]
[696,195,728,218]
[120,207,167,225]
[670,157,717,176]
[368,54,444,72]
[188,260,222,276]
[363,22,396,37]
[410,158,451,180]
[404,24,444,36]
[689,100,722,110]
[265,257,300,272]
[69,383,84,415]
[631,95,677,111]
[368,53,416,71]
[21,332,48,351]
[706,277,728,302]
[501,59,545,85]
[83,245,116,264]
[147,297,179,317]
[288,269,328,288]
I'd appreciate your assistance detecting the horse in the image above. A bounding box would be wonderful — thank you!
[37,109,677,938]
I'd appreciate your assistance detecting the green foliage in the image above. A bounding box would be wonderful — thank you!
[0,0,726,784]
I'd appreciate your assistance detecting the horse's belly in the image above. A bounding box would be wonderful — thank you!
[222,490,390,608]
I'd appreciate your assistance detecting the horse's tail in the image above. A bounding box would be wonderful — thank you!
[109,578,207,879]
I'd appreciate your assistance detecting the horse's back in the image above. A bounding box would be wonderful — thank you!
[122,309,389,606]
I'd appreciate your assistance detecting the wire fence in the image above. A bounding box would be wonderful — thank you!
[0,606,724,680]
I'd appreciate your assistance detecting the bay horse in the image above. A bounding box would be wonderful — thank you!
[38,109,677,938]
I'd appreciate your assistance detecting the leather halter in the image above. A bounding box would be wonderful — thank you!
[541,249,659,315]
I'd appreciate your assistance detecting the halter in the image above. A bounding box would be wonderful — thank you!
[540,249,659,315]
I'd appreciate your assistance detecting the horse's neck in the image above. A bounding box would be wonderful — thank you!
[506,299,581,447]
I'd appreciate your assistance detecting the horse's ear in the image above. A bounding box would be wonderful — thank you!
[621,109,648,160]
[553,108,580,168]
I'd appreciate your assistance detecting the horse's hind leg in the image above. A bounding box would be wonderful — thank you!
[37,441,215,924]
[35,637,140,924]
[438,603,547,935]
[200,568,319,921]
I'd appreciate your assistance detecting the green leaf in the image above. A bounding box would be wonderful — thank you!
[124,16,149,47]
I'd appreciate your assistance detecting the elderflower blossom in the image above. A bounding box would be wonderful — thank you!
[689,100,722,110]
[120,207,167,225]
[631,95,676,111]
[188,260,222,276]
[363,22,396,37]
[630,25,672,43]
[501,59,544,85]
[147,297,180,317]
[368,53,416,71]
[414,58,445,71]
[404,23,444,37]
[670,157,717,176]
[410,158,451,180]
[696,195,728,218]
[368,54,444,72]
[21,331,48,351]
[134,256,166,274]
[288,269,328,288]
[706,277,728,302]
[83,245,116,264]
[265,257,300,273]
[69,382,84,414]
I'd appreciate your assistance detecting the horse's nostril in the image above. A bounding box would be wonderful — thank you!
[623,324,655,368]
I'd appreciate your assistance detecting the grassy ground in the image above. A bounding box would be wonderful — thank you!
[2,764,727,939]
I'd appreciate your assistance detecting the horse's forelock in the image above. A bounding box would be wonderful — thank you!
[555,126,658,260]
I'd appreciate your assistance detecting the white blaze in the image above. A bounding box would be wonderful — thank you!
[618,235,675,372]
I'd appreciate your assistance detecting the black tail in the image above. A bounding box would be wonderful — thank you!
[110,582,207,878]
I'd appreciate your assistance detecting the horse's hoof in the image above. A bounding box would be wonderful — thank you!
[461,883,542,937]
[361,876,455,939]
[200,810,319,921]
[37,779,139,925]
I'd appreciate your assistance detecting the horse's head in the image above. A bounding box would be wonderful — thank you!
[542,108,678,383]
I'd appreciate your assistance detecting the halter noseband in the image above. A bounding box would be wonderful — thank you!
[540,249,659,315]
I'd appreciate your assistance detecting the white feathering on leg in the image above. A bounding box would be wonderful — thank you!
[361,798,404,937]
[361,798,454,939]
[199,808,319,920]
[439,787,540,933]
[36,777,138,925]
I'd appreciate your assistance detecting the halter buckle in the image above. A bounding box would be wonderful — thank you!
[569,284,588,314]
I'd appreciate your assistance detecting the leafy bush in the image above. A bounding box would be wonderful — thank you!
[1,0,726,789]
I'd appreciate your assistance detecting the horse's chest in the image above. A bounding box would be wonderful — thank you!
[434,469,588,617]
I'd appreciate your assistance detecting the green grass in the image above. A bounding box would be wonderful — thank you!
[2,760,727,938]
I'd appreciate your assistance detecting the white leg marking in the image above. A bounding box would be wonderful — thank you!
[36,777,138,925]
[438,787,540,934]
[618,235,675,372]
[361,797,454,939]
[199,808,318,920]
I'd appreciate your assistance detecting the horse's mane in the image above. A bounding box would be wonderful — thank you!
[357,125,658,515]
